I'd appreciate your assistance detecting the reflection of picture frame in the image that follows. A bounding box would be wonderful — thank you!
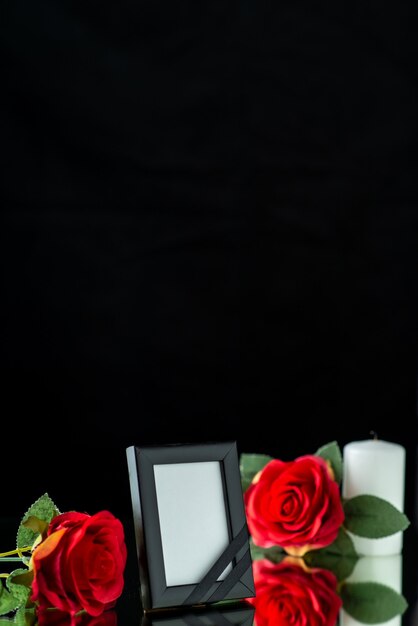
[126,441,255,611]
[141,604,255,626]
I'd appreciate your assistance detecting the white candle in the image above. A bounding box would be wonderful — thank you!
[340,554,402,626]
[342,439,406,555]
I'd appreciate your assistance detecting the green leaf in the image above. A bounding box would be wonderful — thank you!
[240,453,274,492]
[340,581,408,624]
[16,494,60,553]
[343,495,410,538]
[315,440,343,484]
[250,540,285,564]
[303,528,359,581]
[6,570,32,610]
[323,526,358,557]
[0,583,21,617]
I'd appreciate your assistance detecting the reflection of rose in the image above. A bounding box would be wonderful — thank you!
[36,608,118,626]
[250,558,342,626]
[31,511,127,616]
[244,456,344,555]
[76,611,117,626]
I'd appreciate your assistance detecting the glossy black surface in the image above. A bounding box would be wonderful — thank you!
[121,518,418,626]
[1,516,418,625]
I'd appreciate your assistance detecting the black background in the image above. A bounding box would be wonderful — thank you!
[1,1,418,528]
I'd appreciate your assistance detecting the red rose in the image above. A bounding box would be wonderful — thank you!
[249,558,342,626]
[31,511,127,616]
[244,456,344,555]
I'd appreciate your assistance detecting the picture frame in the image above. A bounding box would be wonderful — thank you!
[126,441,255,611]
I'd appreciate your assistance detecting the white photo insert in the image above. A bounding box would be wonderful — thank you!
[153,461,231,587]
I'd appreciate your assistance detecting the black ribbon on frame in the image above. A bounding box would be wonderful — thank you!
[183,525,252,606]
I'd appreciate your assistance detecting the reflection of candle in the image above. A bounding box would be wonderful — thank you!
[342,439,406,555]
[340,555,402,626]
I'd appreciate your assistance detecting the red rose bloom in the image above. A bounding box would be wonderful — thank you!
[249,558,342,626]
[244,456,344,555]
[31,511,127,616]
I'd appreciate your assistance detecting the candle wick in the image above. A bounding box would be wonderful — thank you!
[369,430,378,440]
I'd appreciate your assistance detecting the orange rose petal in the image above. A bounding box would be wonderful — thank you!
[33,529,67,561]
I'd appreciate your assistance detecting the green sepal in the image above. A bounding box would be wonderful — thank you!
[249,539,285,564]
[240,453,274,492]
[12,608,36,626]
[5,570,32,610]
[0,582,21,617]
[343,495,410,538]
[16,494,60,554]
[315,440,343,484]
[340,581,408,623]
[0,608,35,626]
[303,527,359,581]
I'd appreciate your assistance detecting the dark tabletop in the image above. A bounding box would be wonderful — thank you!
[2,516,417,626]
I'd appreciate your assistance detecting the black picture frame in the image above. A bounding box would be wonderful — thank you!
[126,441,255,611]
